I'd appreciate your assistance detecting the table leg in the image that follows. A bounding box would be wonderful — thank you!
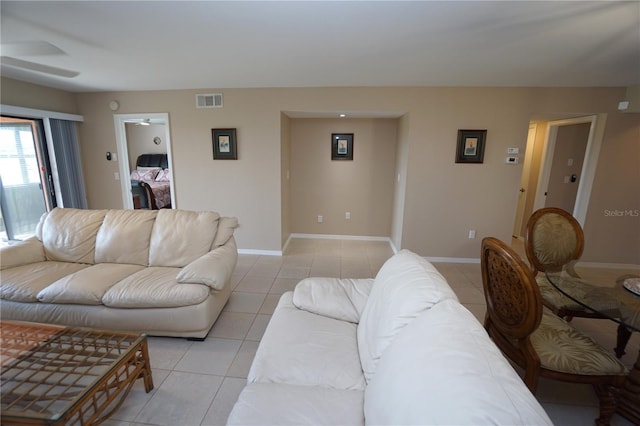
[615,325,632,358]
[139,339,154,392]
[616,349,640,425]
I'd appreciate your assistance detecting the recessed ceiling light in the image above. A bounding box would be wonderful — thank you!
[339,114,346,118]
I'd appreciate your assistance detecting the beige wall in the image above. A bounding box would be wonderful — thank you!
[280,113,291,247]
[289,118,397,237]
[2,78,638,264]
[391,114,410,249]
[583,112,640,264]
[0,77,78,114]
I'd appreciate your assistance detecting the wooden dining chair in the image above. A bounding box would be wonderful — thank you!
[481,237,628,426]
[524,207,608,320]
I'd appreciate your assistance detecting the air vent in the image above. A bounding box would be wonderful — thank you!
[196,93,223,108]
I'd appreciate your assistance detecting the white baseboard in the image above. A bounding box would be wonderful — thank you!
[237,248,282,256]
[247,234,480,262]
[576,262,640,270]
[289,233,391,242]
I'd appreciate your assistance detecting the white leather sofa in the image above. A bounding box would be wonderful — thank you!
[227,250,552,425]
[0,207,237,339]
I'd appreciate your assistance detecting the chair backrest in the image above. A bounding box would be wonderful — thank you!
[481,237,542,340]
[525,207,584,274]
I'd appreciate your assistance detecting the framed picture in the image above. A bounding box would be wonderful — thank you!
[455,129,487,164]
[212,128,237,160]
[331,133,354,161]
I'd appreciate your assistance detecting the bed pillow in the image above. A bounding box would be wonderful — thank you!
[155,168,171,182]
[130,168,160,182]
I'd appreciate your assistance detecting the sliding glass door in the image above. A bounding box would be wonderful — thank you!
[0,117,55,243]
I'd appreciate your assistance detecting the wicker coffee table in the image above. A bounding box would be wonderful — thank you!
[0,320,153,425]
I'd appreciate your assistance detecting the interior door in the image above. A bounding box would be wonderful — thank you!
[0,117,55,242]
[512,124,537,239]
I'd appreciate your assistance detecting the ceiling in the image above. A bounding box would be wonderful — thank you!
[1,1,639,93]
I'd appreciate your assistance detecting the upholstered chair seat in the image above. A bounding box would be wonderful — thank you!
[532,312,628,376]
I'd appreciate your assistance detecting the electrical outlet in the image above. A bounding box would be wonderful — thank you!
[345,212,351,220]
[317,215,323,223]
[468,230,476,239]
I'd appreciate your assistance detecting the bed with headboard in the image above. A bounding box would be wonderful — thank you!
[130,154,172,209]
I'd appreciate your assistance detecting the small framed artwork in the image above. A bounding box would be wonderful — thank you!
[331,133,354,161]
[455,129,487,164]
[212,128,237,160]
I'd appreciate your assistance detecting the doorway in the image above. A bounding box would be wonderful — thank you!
[0,116,55,243]
[113,113,175,209]
[513,114,604,235]
[544,122,590,212]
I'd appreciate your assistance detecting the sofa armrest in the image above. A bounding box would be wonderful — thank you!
[292,277,374,323]
[0,237,46,270]
[176,237,238,290]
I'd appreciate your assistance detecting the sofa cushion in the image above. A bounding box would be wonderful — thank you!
[248,292,365,391]
[148,210,219,267]
[41,208,107,264]
[364,299,553,425]
[0,262,89,302]
[0,237,45,270]
[176,244,236,290]
[227,383,364,426]
[102,267,210,308]
[213,216,238,247]
[37,264,145,305]
[95,209,158,265]
[292,277,374,323]
[357,250,458,383]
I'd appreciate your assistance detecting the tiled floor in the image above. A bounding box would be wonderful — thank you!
[105,237,639,426]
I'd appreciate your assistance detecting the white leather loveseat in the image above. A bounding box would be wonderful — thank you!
[227,250,552,425]
[0,207,237,339]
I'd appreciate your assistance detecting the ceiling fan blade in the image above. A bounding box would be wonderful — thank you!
[1,41,66,57]
[1,56,79,78]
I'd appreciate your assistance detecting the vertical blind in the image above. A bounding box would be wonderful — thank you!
[49,119,87,209]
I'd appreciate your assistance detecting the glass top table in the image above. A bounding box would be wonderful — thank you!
[546,273,640,425]
[0,320,154,425]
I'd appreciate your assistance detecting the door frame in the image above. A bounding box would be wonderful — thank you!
[113,113,175,209]
[533,114,605,226]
